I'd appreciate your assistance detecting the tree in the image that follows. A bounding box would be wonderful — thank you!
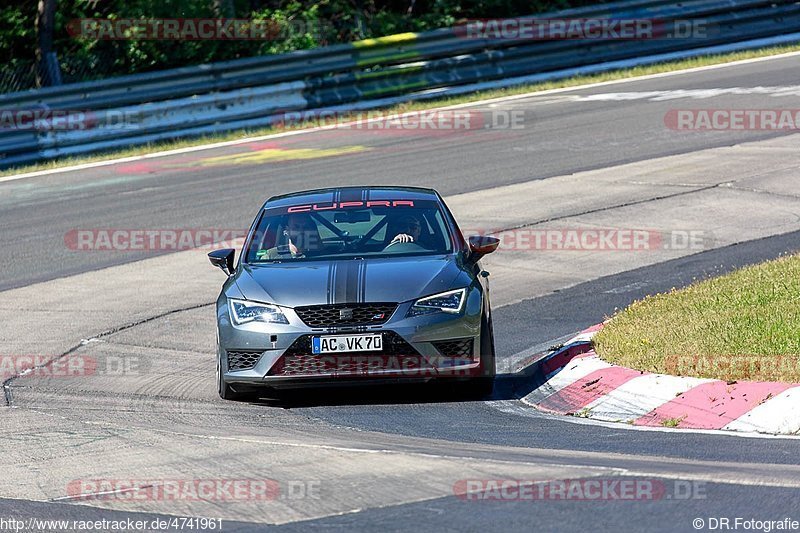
[35,0,59,87]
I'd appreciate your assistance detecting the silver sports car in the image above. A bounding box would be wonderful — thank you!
[209,186,499,400]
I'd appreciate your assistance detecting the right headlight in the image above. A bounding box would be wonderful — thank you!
[407,288,466,317]
[229,299,289,325]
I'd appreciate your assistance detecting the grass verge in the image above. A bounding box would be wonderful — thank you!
[3,43,800,178]
[593,253,800,383]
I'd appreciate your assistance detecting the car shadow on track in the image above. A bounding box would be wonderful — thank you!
[242,382,490,408]
[237,361,549,409]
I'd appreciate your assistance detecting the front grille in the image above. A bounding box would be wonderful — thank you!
[227,350,264,371]
[433,338,474,358]
[273,353,433,376]
[294,303,397,328]
[268,331,430,376]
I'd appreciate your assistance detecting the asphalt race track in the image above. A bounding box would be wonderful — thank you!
[1,54,800,531]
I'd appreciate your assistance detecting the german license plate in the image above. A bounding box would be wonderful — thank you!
[312,334,383,354]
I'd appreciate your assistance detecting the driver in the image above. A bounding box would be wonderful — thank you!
[388,214,422,245]
[257,213,322,259]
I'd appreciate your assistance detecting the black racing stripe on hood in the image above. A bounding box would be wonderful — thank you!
[330,260,355,304]
[345,261,361,304]
[326,261,336,304]
[358,260,367,303]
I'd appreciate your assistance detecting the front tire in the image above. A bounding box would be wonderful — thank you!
[466,312,496,397]
[217,356,256,402]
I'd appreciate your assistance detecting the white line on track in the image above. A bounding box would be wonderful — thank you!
[2,50,799,185]
[24,406,619,474]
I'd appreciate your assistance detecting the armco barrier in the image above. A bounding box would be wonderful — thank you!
[2,0,800,169]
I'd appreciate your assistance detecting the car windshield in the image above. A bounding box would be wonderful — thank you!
[245,199,454,263]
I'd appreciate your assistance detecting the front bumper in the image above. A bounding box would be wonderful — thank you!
[216,294,485,389]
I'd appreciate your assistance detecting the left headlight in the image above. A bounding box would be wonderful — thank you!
[229,299,289,325]
[407,288,467,317]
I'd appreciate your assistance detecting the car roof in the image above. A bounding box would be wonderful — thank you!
[263,186,441,209]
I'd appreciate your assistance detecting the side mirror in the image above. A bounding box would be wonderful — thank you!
[208,248,236,275]
[468,235,500,260]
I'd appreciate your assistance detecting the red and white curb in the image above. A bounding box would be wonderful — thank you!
[523,324,800,435]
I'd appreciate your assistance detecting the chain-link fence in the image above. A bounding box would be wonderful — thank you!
[0,62,37,94]
[0,48,125,93]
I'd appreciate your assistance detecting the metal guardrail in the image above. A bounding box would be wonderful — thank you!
[2,0,799,169]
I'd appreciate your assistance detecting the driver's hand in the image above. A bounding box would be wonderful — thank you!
[391,233,414,244]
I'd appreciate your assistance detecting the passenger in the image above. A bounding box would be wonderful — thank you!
[258,213,322,259]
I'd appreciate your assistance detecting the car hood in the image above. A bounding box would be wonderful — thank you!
[235,255,465,307]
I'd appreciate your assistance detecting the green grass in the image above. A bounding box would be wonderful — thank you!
[661,416,685,428]
[3,43,800,178]
[593,253,800,383]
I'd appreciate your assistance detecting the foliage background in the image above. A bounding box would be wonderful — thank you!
[1,0,602,91]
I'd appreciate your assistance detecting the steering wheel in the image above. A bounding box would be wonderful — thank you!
[382,241,426,253]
